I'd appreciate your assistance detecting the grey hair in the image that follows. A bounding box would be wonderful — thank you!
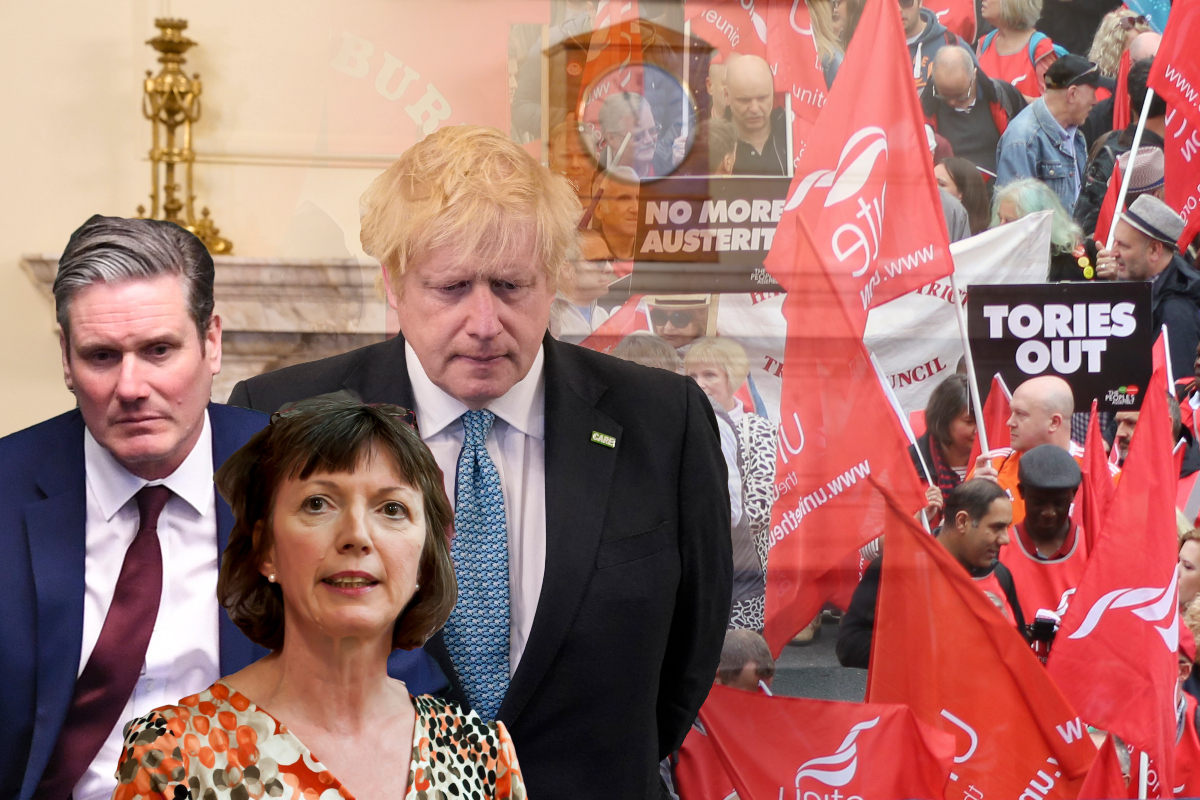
[598,92,648,135]
[716,628,776,683]
[990,178,1083,256]
[54,215,215,341]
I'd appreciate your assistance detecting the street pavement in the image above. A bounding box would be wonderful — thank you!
[770,618,867,702]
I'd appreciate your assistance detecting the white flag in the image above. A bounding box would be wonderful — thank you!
[864,211,1054,414]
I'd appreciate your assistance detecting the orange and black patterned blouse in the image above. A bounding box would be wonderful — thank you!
[112,680,526,800]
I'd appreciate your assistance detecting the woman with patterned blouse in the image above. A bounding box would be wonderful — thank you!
[684,337,778,632]
[112,398,526,800]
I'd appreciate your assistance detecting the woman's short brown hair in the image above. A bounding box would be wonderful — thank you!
[215,396,457,652]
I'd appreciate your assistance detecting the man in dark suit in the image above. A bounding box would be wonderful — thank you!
[228,125,733,800]
[0,217,269,800]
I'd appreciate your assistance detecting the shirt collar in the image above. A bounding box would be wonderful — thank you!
[406,341,545,440]
[84,409,213,520]
[1015,521,1078,560]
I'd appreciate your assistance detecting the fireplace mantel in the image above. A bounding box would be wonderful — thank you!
[20,255,394,402]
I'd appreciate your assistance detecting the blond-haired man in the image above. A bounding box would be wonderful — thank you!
[229,125,732,800]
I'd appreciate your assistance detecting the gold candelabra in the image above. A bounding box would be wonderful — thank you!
[136,18,232,254]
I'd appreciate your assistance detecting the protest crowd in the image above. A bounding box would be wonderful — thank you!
[5,0,1200,799]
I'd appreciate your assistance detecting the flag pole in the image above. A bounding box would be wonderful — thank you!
[1105,88,1157,250]
[949,272,990,457]
[682,20,691,142]
[871,352,933,532]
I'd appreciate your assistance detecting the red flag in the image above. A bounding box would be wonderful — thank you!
[1149,0,1200,130]
[322,2,547,156]
[685,0,768,62]
[698,684,956,800]
[764,0,829,159]
[867,482,1097,798]
[1047,337,1180,798]
[1150,0,1200,250]
[762,216,926,654]
[1113,49,1133,132]
[1163,107,1200,252]
[921,0,977,43]
[967,373,1013,469]
[578,2,644,135]
[1077,399,1117,553]
[765,0,954,334]
[673,720,738,800]
[578,294,648,354]
[1095,156,1122,247]
[1078,735,1130,800]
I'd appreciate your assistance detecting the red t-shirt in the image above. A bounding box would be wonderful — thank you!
[1000,522,1089,622]
[974,570,1018,623]
[1176,694,1200,797]
[977,34,1058,98]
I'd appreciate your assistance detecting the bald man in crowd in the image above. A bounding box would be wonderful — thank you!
[920,45,1025,174]
[973,375,1095,525]
[725,55,787,176]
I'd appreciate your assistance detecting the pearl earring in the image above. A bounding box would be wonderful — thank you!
[414,583,421,590]
[268,574,276,583]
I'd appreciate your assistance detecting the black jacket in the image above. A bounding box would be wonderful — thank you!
[836,547,1027,669]
[1073,125,1164,237]
[228,333,733,800]
[1153,253,1200,384]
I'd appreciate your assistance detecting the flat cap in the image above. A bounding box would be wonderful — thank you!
[1121,194,1185,248]
[1018,444,1082,490]
[1116,146,1165,194]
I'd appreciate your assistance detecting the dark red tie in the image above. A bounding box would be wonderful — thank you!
[35,485,170,800]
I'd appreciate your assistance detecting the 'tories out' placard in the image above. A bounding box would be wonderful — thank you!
[967,282,1153,412]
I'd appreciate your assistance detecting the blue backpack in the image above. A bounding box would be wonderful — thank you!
[979,30,1070,63]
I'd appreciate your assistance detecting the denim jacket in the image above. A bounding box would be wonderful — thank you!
[995,98,1087,213]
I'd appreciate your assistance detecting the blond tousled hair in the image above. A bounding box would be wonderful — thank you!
[1089,8,1151,77]
[684,336,751,393]
[360,125,581,287]
[997,0,1043,32]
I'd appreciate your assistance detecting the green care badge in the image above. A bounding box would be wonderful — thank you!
[590,431,616,449]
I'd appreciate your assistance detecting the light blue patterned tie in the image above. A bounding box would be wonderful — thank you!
[443,409,510,720]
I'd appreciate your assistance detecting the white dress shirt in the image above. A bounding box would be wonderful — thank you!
[406,341,547,676]
[75,411,221,800]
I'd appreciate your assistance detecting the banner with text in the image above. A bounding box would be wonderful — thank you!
[864,211,1053,414]
[967,282,1154,413]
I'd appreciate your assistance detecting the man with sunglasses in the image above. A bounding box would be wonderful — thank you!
[996,55,1113,214]
[921,45,1026,174]
[648,296,712,352]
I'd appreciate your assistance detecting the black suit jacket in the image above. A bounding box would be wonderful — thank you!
[228,333,733,800]
[0,403,270,800]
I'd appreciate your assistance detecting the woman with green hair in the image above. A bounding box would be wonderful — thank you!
[991,178,1092,281]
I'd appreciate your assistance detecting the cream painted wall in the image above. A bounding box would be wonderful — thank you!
[0,0,535,435]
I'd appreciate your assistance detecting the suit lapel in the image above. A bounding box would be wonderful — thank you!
[497,337,620,724]
[341,334,417,412]
[209,404,270,674]
[21,412,88,799]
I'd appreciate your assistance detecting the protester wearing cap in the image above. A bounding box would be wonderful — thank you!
[837,479,1027,669]
[996,55,1114,214]
[1000,444,1090,624]
[1097,194,1200,381]
[648,295,712,352]
[1075,58,1167,237]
